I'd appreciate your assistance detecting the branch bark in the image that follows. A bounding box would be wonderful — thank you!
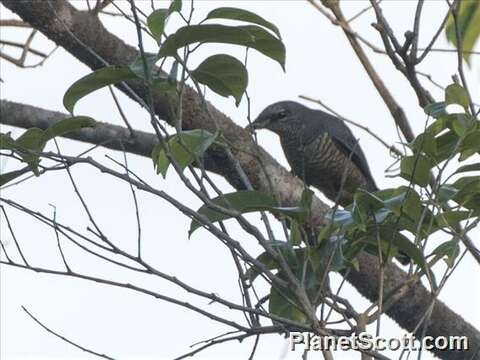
[1,1,479,359]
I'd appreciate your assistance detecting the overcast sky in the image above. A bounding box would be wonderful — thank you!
[1,1,479,360]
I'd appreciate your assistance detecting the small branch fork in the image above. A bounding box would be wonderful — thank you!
[0,22,58,68]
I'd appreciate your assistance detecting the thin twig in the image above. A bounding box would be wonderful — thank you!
[22,306,116,360]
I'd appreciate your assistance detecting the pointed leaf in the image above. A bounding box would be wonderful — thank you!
[424,101,448,119]
[159,24,286,70]
[44,116,96,141]
[64,66,137,113]
[445,83,470,110]
[434,210,473,228]
[205,7,281,38]
[191,55,248,106]
[455,163,480,174]
[0,133,16,150]
[400,154,432,187]
[445,0,480,64]
[189,190,276,235]
[0,168,30,187]
[432,240,460,268]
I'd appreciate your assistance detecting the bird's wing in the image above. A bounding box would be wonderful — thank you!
[306,109,377,190]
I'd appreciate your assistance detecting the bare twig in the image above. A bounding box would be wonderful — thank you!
[22,306,115,359]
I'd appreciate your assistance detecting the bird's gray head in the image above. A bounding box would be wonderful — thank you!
[246,101,307,134]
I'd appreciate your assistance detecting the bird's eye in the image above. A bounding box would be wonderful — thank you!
[276,109,287,119]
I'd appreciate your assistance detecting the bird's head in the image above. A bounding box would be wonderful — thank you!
[246,101,306,134]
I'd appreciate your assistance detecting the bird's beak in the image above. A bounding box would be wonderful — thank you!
[245,117,268,133]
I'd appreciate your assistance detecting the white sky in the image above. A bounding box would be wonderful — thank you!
[1,1,479,359]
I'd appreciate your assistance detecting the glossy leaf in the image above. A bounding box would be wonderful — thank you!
[159,24,286,70]
[189,190,276,235]
[273,188,313,222]
[424,101,447,119]
[327,208,354,228]
[455,163,480,174]
[148,9,169,40]
[435,130,460,162]
[445,83,470,110]
[434,210,473,228]
[400,154,432,186]
[64,66,137,113]
[147,0,182,40]
[362,230,435,287]
[437,184,459,203]
[411,132,437,157]
[191,54,248,106]
[432,240,460,268]
[0,133,16,150]
[152,130,217,177]
[205,7,281,38]
[0,168,30,187]
[269,281,308,323]
[449,113,476,137]
[445,0,480,64]
[44,116,96,141]
[15,128,46,175]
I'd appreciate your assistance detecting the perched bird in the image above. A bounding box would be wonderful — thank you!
[246,101,377,206]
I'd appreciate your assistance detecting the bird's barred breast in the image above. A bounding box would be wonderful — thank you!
[281,133,369,204]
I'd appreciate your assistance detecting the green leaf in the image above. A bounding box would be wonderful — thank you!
[459,148,477,162]
[437,184,459,203]
[411,132,437,157]
[434,210,473,228]
[426,117,448,136]
[0,133,16,150]
[147,9,169,40]
[205,7,281,38]
[445,0,480,64]
[44,116,96,141]
[191,54,248,106]
[245,241,295,282]
[432,240,460,268]
[147,0,182,40]
[269,281,308,324]
[272,188,313,223]
[435,130,460,162]
[15,128,45,151]
[378,188,423,226]
[362,230,436,287]
[152,130,217,178]
[453,176,480,204]
[189,190,276,235]
[455,163,480,174]
[15,128,47,175]
[290,221,303,246]
[424,101,448,119]
[64,66,137,113]
[327,208,354,228]
[445,83,470,110]
[400,154,432,187]
[151,144,170,177]
[0,168,30,187]
[451,176,480,212]
[461,130,480,153]
[159,24,286,70]
[449,113,476,137]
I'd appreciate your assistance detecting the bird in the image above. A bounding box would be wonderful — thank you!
[246,101,377,206]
